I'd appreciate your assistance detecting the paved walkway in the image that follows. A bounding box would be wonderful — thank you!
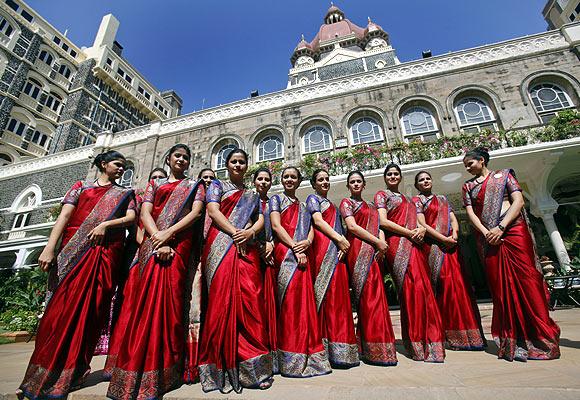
[1,307,579,400]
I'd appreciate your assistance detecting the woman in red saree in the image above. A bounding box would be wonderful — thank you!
[18,151,136,400]
[339,171,397,366]
[413,171,485,351]
[375,163,445,363]
[106,144,205,400]
[462,147,560,361]
[197,149,273,393]
[95,168,168,357]
[270,167,332,377]
[307,169,359,368]
[253,167,278,373]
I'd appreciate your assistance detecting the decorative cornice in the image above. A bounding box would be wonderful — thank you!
[103,30,570,147]
[0,146,94,180]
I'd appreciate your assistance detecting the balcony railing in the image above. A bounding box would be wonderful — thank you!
[33,59,53,76]
[18,93,38,109]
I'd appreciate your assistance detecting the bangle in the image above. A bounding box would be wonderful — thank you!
[498,224,505,232]
[251,229,256,239]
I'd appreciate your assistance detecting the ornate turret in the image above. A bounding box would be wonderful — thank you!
[288,4,399,87]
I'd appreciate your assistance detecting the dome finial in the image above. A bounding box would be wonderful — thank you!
[301,33,305,41]
[368,16,372,23]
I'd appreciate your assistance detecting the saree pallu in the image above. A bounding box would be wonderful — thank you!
[198,182,273,393]
[107,178,204,400]
[307,195,359,368]
[261,199,278,373]
[340,198,397,366]
[376,190,445,363]
[467,169,560,361]
[272,196,331,377]
[96,193,144,357]
[20,182,133,400]
[414,194,485,350]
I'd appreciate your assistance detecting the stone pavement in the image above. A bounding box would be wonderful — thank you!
[1,306,579,400]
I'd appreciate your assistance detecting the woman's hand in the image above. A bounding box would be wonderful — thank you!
[236,243,248,257]
[151,229,174,249]
[336,235,350,253]
[442,235,458,250]
[233,229,253,245]
[375,239,389,255]
[410,226,426,244]
[292,240,310,254]
[38,247,55,271]
[486,226,503,245]
[87,222,108,246]
[296,252,307,269]
[155,246,175,261]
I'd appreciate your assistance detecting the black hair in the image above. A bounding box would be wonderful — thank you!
[165,143,191,166]
[347,170,366,185]
[93,150,126,172]
[281,166,302,182]
[197,168,215,179]
[148,167,168,180]
[225,148,248,166]
[463,147,490,166]
[310,168,329,188]
[414,170,432,190]
[253,167,272,182]
[383,163,402,178]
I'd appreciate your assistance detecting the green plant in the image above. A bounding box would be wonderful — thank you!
[45,203,62,223]
[0,309,38,332]
[0,268,47,334]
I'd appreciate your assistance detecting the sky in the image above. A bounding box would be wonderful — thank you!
[27,0,549,114]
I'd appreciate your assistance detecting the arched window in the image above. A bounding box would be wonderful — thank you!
[0,153,12,166]
[0,15,14,37]
[350,117,383,145]
[454,97,496,133]
[303,125,332,153]
[38,50,54,66]
[23,78,43,100]
[215,143,236,170]
[58,64,72,79]
[257,134,283,162]
[400,106,439,142]
[529,83,574,123]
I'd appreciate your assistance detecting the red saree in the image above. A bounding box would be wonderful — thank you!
[19,181,134,400]
[197,180,273,393]
[271,193,331,377]
[463,169,560,361]
[307,194,359,368]
[375,190,445,362]
[339,198,397,366]
[413,194,485,350]
[261,198,279,373]
[106,178,204,400]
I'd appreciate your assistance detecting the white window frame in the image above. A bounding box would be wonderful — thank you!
[302,125,332,154]
[454,97,497,133]
[400,106,439,142]
[257,134,284,162]
[349,116,383,145]
[529,83,574,123]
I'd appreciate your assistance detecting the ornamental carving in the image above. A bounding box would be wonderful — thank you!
[366,38,388,51]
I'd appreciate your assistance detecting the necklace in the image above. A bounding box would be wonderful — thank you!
[94,179,112,187]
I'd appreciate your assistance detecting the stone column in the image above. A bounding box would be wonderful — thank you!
[531,197,572,272]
